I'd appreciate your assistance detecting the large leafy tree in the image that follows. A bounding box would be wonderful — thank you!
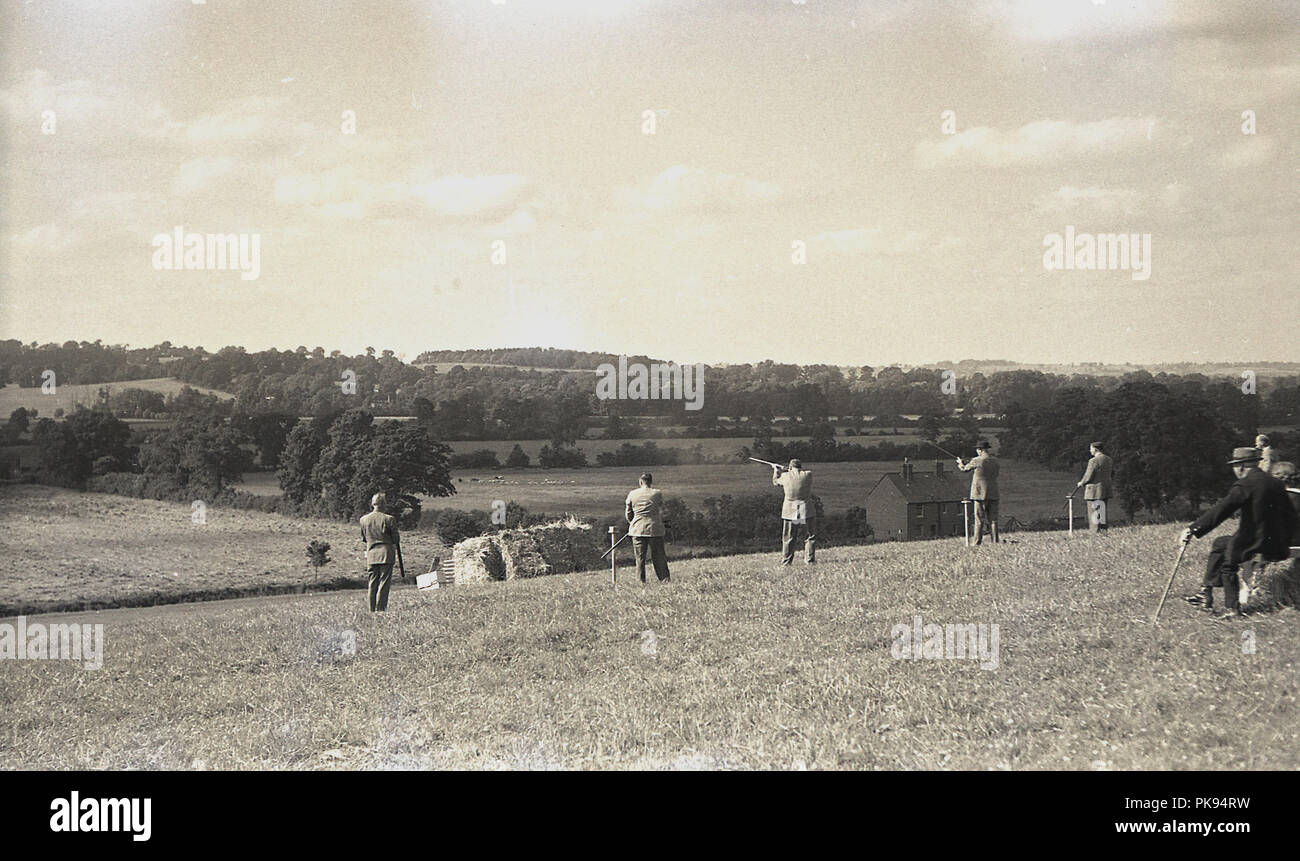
[32,408,135,487]
[138,414,251,493]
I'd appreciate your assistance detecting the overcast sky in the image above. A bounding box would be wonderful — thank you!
[2,0,1296,366]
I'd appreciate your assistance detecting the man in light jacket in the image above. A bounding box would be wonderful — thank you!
[773,458,816,565]
[626,473,670,583]
[359,492,400,612]
[956,440,1000,545]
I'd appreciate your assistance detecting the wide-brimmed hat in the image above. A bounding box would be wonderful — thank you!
[1227,447,1262,465]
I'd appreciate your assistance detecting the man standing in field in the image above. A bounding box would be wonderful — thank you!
[626,473,670,583]
[1076,441,1113,533]
[359,492,400,611]
[956,440,1000,545]
[772,458,816,565]
[1180,448,1297,617]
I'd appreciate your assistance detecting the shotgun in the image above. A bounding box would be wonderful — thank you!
[748,457,785,470]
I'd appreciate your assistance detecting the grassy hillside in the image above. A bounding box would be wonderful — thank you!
[0,377,234,417]
[1,513,1296,770]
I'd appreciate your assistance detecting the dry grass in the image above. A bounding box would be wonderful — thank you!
[0,485,448,615]
[2,515,1297,770]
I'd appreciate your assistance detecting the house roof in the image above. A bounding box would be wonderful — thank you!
[872,470,969,503]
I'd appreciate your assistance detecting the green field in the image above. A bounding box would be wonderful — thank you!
[2,504,1296,770]
[427,458,1075,524]
[0,377,234,417]
[445,433,943,462]
[0,485,450,616]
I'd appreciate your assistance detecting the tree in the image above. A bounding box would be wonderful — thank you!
[310,410,456,521]
[231,412,298,469]
[505,444,530,468]
[32,408,135,487]
[138,414,251,493]
[7,407,30,439]
[432,509,485,545]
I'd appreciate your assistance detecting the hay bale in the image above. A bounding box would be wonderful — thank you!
[451,518,606,582]
[452,535,506,584]
[497,531,553,579]
[1244,559,1300,612]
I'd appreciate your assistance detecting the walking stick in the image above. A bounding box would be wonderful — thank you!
[396,542,406,579]
[1152,539,1190,625]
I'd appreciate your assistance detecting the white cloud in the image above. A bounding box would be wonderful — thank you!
[619,165,783,213]
[1037,185,1143,215]
[914,117,1155,168]
[273,169,531,220]
[171,156,238,196]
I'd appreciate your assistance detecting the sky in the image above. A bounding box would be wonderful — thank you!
[1,0,1297,366]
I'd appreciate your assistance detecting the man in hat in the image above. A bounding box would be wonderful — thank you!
[359,492,401,612]
[956,441,1000,545]
[1256,434,1276,475]
[1179,447,1298,617]
[1076,442,1114,533]
[772,458,815,565]
[625,472,670,583]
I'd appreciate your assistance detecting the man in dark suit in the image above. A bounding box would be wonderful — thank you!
[359,492,400,612]
[1180,448,1298,617]
[1076,441,1114,533]
[956,440,1000,545]
[626,473,670,583]
[773,459,816,565]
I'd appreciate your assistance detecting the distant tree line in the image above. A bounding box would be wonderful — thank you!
[3,342,1295,443]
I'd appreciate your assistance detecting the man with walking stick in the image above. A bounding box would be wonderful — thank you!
[956,441,1000,545]
[626,473,670,584]
[359,492,401,612]
[1177,447,1297,618]
[1076,441,1113,533]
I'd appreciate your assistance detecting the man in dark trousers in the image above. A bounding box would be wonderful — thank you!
[956,440,1000,545]
[626,473,670,583]
[773,458,816,565]
[359,492,400,611]
[1076,441,1114,533]
[1180,447,1298,617]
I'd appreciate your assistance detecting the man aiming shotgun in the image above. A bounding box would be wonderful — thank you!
[762,458,816,565]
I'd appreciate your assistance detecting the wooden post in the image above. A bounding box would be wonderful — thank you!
[608,526,617,586]
[1067,496,1074,538]
[962,499,970,547]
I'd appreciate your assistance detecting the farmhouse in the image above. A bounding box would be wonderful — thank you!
[866,459,969,541]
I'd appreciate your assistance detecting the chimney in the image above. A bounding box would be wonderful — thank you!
[901,458,913,481]
[934,460,944,478]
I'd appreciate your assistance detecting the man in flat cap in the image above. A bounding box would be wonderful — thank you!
[1076,442,1114,533]
[772,458,816,565]
[956,440,1000,545]
[1180,447,1297,617]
